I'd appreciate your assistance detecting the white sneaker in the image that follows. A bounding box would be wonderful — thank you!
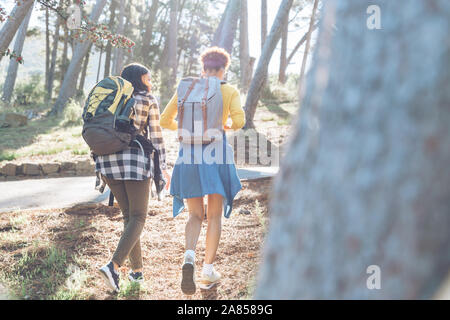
[181,255,196,295]
[198,268,221,290]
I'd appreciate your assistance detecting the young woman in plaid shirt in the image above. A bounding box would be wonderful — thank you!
[98,63,171,293]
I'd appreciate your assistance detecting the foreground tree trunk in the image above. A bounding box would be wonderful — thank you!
[51,0,107,115]
[1,2,34,103]
[0,0,35,64]
[243,0,294,129]
[255,0,450,299]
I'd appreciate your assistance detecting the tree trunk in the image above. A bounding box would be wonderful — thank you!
[255,0,450,299]
[50,0,107,115]
[96,44,103,83]
[60,25,69,84]
[161,0,179,104]
[0,0,35,64]
[45,7,50,97]
[243,0,294,129]
[286,23,318,68]
[239,0,251,92]
[140,0,159,59]
[298,0,319,99]
[261,0,267,49]
[112,0,126,75]
[1,2,34,103]
[278,11,289,84]
[47,0,63,102]
[78,44,92,94]
[212,0,231,47]
[104,0,117,78]
[217,0,240,54]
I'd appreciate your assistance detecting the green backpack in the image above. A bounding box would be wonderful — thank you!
[82,76,137,156]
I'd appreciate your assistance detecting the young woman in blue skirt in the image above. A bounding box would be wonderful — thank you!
[160,47,245,294]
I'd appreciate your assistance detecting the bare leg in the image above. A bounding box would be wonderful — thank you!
[205,194,223,264]
[185,197,204,251]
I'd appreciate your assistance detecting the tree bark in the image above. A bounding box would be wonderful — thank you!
[239,0,251,92]
[0,0,35,64]
[104,0,117,78]
[1,2,34,103]
[255,0,450,299]
[243,0,294,129]
[50,0,107,115]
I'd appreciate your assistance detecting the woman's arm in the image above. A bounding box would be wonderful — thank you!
[160,92,178,131]
[228,89,245,130]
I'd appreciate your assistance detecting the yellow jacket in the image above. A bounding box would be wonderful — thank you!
[160,83,245,131]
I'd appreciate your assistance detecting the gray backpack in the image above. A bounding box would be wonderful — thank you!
[177,77,224,144]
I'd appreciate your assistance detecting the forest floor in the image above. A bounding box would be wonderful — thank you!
[0,179,272,300]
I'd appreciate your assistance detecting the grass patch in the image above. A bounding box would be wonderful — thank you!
[0,152,16,162]
[4,244,72,299]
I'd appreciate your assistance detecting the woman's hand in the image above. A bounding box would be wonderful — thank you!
[162,169,171,191]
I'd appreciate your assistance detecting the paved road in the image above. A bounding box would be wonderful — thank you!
[0,167,278,213]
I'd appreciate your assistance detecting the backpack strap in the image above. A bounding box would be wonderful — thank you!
[178,78,199,142]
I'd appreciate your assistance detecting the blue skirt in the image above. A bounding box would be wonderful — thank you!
[170,134,242,218]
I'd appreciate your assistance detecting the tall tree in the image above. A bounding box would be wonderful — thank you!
[50,0,108,115]
[0,0,35,64]
[1,2,34,103]
[278,23,319,82]
[45,7,50,97]
[78,43,93,94]
[160,0,179,104]
[239,0,252,92]
[243,0,294,129]
[216,0,240,54]
[47,0,64,102]
[212,0,231,46]
[140,0,160,59]
[298,0,319,98]
[261,0,267,49]
[278,10,289,84]
[255,0,450,299]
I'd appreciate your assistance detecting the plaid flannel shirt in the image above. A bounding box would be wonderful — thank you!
[95,91,167,181]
